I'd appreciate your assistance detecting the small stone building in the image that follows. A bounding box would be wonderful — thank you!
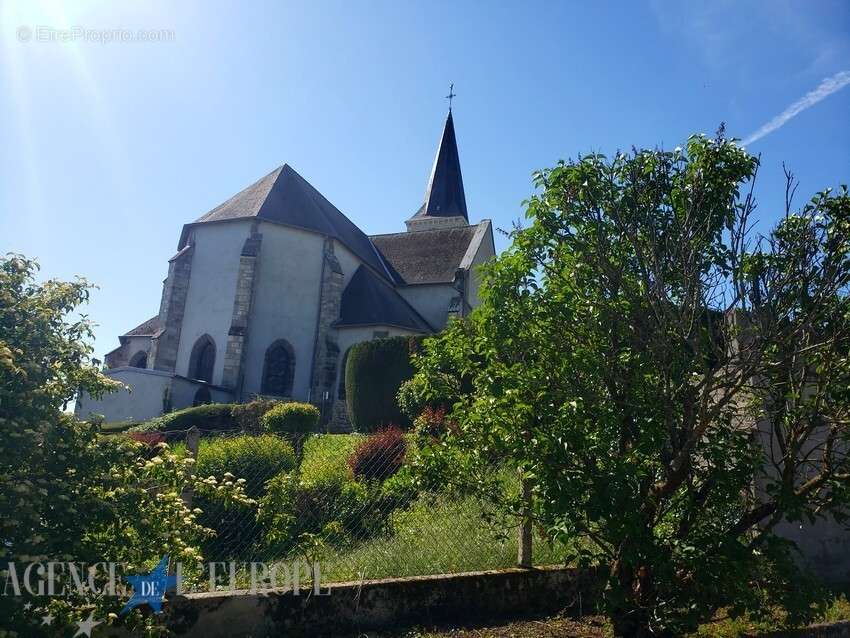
[76,110,495,429]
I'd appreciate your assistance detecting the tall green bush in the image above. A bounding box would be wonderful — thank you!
[345,336,422,431]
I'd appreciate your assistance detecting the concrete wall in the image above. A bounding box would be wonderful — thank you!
[74,368,172,424]
[176,222,251,385]
[775,516,850,584]
[756,621,850,637]
[754,412,850,584]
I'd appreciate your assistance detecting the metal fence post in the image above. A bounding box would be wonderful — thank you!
[518,474,532,568]
[182,426,200,508]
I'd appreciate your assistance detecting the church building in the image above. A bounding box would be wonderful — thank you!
[75,110,495,430]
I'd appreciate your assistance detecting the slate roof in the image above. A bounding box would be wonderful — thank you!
[415,111,468,221]
[370,225,477,285]
[122,316,160,337]
[337,266,432,332]
[179,164,389,278]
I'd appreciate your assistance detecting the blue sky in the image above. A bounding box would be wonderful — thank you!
[1,0,849,359]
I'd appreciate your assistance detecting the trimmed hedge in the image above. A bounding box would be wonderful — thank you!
[261,402,320,435]
[127,403,235,433]
[345,336,422,432]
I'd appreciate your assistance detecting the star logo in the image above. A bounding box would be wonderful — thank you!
[120,555,178,615]
[74,611,101,637]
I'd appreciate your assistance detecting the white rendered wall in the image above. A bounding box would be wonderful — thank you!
[396,283,456,331]
[242,222,326,400]
[465,222,496,310]
[332,239,364,290]
[176,222,251,385]
[74,368,172,424]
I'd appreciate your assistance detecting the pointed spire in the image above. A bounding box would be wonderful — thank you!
[422,110,468,221]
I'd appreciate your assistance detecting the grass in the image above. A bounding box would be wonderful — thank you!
[300,433,364,483]
[173,432,576,586]
[692,594,850,637]
[317,492,573,583]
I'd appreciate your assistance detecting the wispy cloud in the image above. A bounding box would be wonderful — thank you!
[742,70,850,145]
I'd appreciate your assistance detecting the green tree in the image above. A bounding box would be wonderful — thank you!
[410,135,850,636]
[0,255,249,636]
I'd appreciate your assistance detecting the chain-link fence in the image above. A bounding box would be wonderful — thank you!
[151,427,570,590]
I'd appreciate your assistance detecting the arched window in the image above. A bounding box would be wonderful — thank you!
[193,386,212,406]
[189,335,216,383]
[129,351,148,369]
[338,348,351,400]
[262,340,295,397]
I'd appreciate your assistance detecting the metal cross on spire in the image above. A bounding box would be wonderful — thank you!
[445,83,456,112]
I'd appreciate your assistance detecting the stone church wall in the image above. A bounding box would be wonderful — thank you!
[241,223,325,401]
[105,335,153,369]
[174,222,250,385]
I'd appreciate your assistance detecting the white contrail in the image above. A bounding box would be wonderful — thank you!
[742,70,850,145]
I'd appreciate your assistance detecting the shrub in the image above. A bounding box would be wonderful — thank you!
[380,465,419,506]
[258,471,393,553]
[127,431,165,447]
[345,336,422,431]
[261,402,320,435]
[128,402,235,433]
[194,434,295,498]
[261,402,320,460]
[412,406,456,445]
[191,433,296,559]
[231,397,282,433]
[348,426,407,482]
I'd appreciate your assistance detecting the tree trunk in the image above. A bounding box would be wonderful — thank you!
[609,560,657,638]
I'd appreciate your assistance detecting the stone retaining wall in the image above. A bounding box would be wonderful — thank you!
[101,566,601,638]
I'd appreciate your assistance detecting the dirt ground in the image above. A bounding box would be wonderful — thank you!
[363,615,612,638]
